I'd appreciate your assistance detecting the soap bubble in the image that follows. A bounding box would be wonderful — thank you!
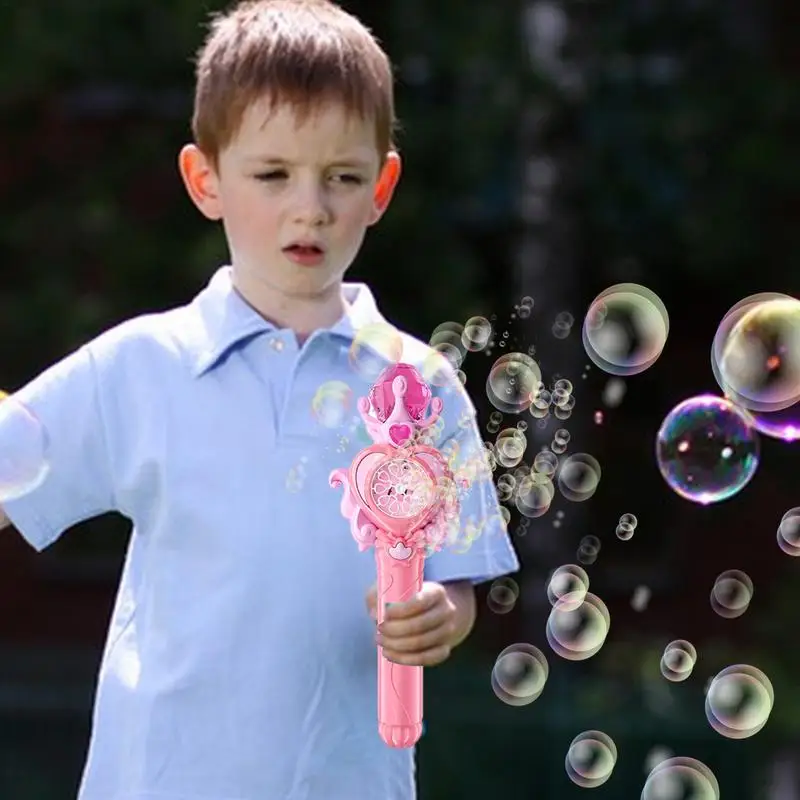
[546,592,610,660]
[348,323,403,380]
[655,394,760,505]
[546,564,589,611]
[777,507,800,555]
[0,395,51,503]
[710,569,753,619]
[491,643,549,706]
[582,283,669,376]
[515,473,555,518]
[462,316,493,352]
[712,293,800,441]
[557,453,602,502]
[487,577,519,614]
[705,664,774,739]
[533,450,559,477]
[486,352,541,414]
[565,730,617,788]
[641,757,720,800]
[311,381,352,428]
[660,640,697,682]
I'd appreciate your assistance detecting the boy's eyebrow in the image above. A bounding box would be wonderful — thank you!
[245,155,373,168]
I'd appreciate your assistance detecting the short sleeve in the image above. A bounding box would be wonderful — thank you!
[423,377,520,587]
[1,344,116,552]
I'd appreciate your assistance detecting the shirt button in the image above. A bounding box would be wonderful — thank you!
[268,337,285,352]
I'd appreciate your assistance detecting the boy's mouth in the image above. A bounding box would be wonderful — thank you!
[282,242,326,265]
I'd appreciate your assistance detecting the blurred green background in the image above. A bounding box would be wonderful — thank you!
[0,0,799,797]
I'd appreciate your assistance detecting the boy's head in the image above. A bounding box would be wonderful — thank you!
[179,0,402,302]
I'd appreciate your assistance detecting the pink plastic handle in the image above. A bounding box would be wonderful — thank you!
[375,543,424,748]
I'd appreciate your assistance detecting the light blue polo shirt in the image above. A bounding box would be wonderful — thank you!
[2,266,519,800]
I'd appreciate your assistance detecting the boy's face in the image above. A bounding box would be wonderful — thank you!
[180,98,401,300]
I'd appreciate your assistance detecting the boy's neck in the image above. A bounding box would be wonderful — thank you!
[231,270,347,345]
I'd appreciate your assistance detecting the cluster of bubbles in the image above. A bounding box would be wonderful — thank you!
[580,284,800,506]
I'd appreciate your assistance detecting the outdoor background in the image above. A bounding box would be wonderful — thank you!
[0,0,799,797]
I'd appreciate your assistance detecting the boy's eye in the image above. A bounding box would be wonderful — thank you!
[253,171,364,185]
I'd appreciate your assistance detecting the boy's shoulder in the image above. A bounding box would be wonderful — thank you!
[86,300,204,370]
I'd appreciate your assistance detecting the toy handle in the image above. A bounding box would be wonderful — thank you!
[375,542,424,748]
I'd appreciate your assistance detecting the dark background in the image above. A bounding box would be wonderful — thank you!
[1,0,799,797]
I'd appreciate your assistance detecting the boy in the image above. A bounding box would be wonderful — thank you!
[0,0,520,798]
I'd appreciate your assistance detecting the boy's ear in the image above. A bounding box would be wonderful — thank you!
[369,151,402,225]
[178,144,223,221]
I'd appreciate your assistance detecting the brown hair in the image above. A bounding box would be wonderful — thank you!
[191,0,400,171]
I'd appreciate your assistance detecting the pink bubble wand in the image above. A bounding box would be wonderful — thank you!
[329,364,460,748]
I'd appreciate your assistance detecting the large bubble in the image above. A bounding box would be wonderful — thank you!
[582,283,669,376]
[655,394,760,505]
[712,294,800,442]
[486,352,542,414]
[491,643,549,706]
[641,757,720,800]
[565,730,617,788]
[705,664,773,739]
[546,592,610,660]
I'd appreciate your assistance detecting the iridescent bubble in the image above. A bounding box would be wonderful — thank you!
[616,522,635,540]
[533,450,559,477]
[547,564,589,611]
[430,341,464,371]
[641,757,720,800]
[421,348,459,388]
[516,473,555,518]
[711,294,800,441]
[660,640,697,683]
[620,512,638,528]
[311,380,352,428]
[710,569,753,619]
[348,323,403,380]
[491,643,549,706]
[705,664,774,739]
[583,283,669,376]
[577,545,598,566]
[496,474,516,502]
[579,534,601,556]
[495,428,527,468]
[554,428,570,445]
[554,378,574,394]
[486,352,542,414]
[557,453,602,502]
[0,395,51,503]
[655,394,760,505]
[430,321,467,358]
[777,507,800,555]
[546,591,610,660]
[565,730,617,788]
[487,577,520,615]
[462,316,493,352]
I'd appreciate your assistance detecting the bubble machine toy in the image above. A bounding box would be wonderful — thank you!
[329,363,461,747]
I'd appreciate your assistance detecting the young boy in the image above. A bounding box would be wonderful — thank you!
[1,1,519,798]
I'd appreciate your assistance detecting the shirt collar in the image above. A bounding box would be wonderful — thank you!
[189,266,387,377]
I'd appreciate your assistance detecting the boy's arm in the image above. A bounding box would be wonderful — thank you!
[0,507,10,531]
[0,344,117,550]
